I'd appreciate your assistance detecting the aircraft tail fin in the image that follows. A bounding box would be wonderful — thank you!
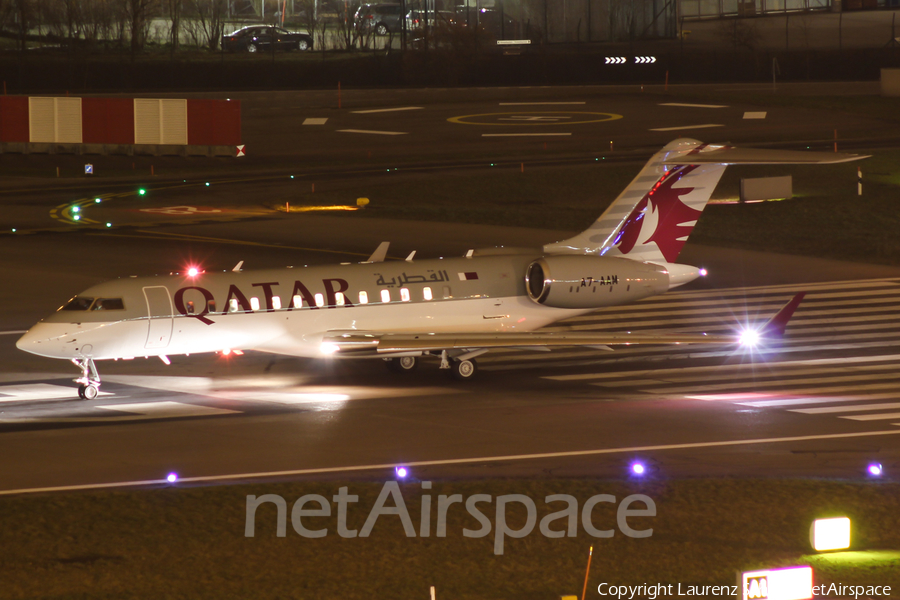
[544,140,867,265]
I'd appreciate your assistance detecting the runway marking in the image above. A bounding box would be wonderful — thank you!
[744,112,767,119]
[337,129,408,135]
[0,330,26,336]
[0,383,110,402]
[351,107,423,114]
[482,133,572,137]
[840,412,900,421]
[658,103,728,108]
[499,102,586,105]
[649,124,724,132]
[96,401,238,418]
[449,112,622,126]
[302,118,328,125]
[2,430,899,496]
[791,402,900,414]
[643,381,900,395]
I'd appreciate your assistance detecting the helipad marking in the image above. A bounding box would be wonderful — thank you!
[449,112,622,126]
[482,133,572,137]
[3,430,900,495]
[303,117,328,125]
[649,124,724,132]
[351,107,423,114]
[659,103,728,108]
[337,129,408,135]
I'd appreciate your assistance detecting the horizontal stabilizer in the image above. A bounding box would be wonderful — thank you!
[664,147,868,165]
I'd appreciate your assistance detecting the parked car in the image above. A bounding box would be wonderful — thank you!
[354,4,404,35]
[406,9,456,32]
[222,26,313,52]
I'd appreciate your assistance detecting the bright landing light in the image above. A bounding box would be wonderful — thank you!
[320,342,340,355]
[739,328,761,347]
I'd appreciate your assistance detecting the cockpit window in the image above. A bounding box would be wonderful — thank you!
[60,296,94,311]
[92,298,125,311]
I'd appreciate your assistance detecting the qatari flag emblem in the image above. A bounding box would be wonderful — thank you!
[458,272,479,281]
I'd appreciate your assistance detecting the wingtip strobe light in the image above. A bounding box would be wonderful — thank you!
[810,517,851,552]
[395,466,409,479]
[739,328,761,348]
[630,462,646,476]
[867,463,883,477]
[166,472,178,483]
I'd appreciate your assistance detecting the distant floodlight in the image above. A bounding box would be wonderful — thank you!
[630,462,646,476]
[868,463,883,477]
[811,517,850,552]
[395,466,409,479]
[166,472,178,483]
[740,328,760,347]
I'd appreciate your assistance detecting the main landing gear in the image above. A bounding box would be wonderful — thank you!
[384,352,478,381]
[72,357,101,400]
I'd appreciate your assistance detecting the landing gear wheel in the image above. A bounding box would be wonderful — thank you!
[450,358,477,381]
[82,384,99,400]
[78,384,86,399]
[386,356,418,373]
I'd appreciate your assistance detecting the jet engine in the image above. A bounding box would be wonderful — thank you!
[525,255,669,309]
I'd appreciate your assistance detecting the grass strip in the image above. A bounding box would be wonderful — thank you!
[1,479,898,599]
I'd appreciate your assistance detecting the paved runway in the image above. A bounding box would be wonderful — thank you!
[2,273,899,493]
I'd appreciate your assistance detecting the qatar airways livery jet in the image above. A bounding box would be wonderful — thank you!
[17,139,864,399]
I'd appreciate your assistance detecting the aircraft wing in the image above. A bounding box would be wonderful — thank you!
[323,330,739,355]
[322,292,805,356]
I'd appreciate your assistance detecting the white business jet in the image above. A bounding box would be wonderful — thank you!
[17,139,865,399]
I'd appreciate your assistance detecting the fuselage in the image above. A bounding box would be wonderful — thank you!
[16,253,674,361]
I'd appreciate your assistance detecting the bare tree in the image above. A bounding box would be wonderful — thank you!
[126,0,157,52]
[186,0,227,50]
[164,0,183,49]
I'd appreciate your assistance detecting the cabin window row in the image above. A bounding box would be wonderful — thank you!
[197,286,446,314]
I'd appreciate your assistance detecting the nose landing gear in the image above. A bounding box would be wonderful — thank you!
[72,358,101,400]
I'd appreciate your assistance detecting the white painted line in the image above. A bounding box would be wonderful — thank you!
[649,124,724,132]
[791,402,900,414]
[337,129,408,136]
[744,111,767,119]
[499,102,586,105]
[302,117,328,125]
[841,412,900,421]
[659,103,728,108]
[0,330,26,336]
[482,133,572,137]
[734,397,876,408]
[0,383,110,402]
[2,430,900,496]
[97,401,238,418]
[351,107,423,114]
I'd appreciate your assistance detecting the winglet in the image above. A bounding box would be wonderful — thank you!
[367,242,390,263]
[761,292,806,337]
[232,261,244,272]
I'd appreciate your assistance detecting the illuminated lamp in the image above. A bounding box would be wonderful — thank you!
[395,466,409,479]
[699,268,708,277]
[630,462,646,476]
[867,463,883,477]
[187,267,199,277]
[320,342,340,355]
[810,517,850,552]
[138,188,147,196]
[739,328,761,348]
[166,472,178,483]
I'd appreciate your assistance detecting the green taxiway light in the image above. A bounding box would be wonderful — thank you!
[106,222,112,228]
[138,188,147,196]
[205,182,210,187]
[73,215,81,221]
[95,198,101,203]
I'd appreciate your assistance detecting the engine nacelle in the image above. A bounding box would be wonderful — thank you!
[525,255,669,309]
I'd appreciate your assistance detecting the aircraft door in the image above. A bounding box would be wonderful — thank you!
[143,286,173,349]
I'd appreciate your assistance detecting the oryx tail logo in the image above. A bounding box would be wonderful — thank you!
[613,165,701,263]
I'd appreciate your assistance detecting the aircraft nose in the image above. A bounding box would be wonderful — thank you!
[16,328,37,352]
[15,323,75,358]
